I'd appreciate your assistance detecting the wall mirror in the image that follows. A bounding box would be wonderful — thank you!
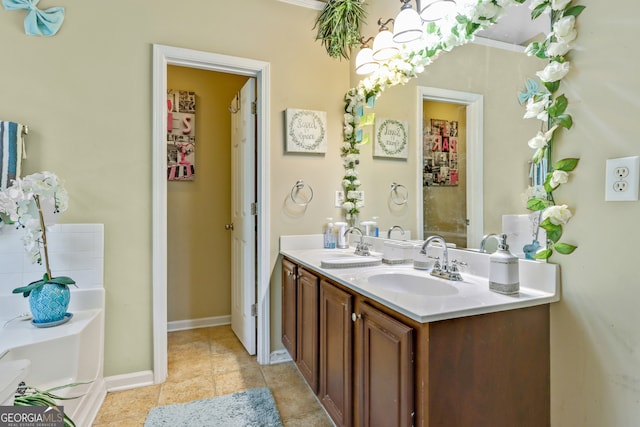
[344,0,551,251]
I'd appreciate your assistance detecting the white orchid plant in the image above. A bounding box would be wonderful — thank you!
[340,0,583,259]
[0,171,76,296]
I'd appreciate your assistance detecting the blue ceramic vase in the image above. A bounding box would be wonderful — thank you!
[29,283,70,324]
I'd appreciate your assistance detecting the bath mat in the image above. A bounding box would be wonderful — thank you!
[144,387,283,427]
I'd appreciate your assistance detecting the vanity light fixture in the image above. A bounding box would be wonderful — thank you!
[393,0,424,44]
[355,37,380,75]
[418,0,458,22]
[372,18,399,61]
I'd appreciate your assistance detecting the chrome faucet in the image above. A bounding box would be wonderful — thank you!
[344,227,370,256]
[387,225,405,239]
[480,233,500,253]
[420,235,462,281]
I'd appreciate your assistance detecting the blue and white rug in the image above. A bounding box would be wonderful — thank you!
[144,387,283,427]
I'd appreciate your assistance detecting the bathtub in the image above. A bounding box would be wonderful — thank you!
[0,224,105,426]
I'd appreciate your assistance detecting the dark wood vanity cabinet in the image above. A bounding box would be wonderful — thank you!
[319,279,354,427]
[282,257,550,427]
[281,258,320,393]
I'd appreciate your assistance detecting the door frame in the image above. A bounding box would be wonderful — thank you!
[417,86,483,248]
[152,44,271,383]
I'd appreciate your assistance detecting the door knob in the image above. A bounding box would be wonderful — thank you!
[224,223,234,230]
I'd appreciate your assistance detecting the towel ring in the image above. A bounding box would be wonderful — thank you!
[290,180,314,206]
[390,182,408,205]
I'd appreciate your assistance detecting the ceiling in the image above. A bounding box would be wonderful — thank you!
[476,0,550,46]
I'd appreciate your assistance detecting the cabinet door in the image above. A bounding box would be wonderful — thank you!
[281,258,297,359]
[319,279,353,427]
[355,301,414,427]
[297,268,319,393]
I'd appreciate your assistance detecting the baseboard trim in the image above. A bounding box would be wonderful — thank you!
[104,370,155,392]
[167,315,231,332]
[269,349,292,365]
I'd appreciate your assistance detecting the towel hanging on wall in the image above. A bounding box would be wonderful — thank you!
[0,121,27,189]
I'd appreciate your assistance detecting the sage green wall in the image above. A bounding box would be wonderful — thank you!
[166,66,249,322]
[0,0,350,377]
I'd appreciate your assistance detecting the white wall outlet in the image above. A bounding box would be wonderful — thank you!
[605,156,640,201]
[334,190,345,207]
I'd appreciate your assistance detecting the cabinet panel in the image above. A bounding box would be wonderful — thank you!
[296,268,319,393]
[355,301,414,427]
[281,258,297,359]
[319,279,353,427]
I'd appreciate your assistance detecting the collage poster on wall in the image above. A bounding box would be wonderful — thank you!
[423,118,459,186]
[167,90,196,181]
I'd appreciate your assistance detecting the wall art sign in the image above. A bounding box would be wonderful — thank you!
[285,108,327,154]
[374,118,408,159]
[423,118,459,186]
[167,90,196,181]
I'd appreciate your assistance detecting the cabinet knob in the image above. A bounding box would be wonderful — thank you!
[351,313,361,322]
[224,223,234,230]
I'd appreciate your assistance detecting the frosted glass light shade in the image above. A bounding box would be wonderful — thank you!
[393,7,423,43]
[372,30,399,61]
[355,48,379,75]
[419,0,457,22]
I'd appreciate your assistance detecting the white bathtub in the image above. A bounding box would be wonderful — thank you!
[0,288,106,426]
[0,224,106,426]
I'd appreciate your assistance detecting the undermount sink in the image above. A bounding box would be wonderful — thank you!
[365,272,459,296]
[320,253,382,268]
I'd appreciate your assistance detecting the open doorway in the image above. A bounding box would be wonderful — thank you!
[165,66,252,342]
[152,45,271,384]
[417,86,483,249]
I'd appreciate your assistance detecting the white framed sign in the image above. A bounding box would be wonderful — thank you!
[285,108,327,154]
[285,108,327,153]
[374,118,408,159]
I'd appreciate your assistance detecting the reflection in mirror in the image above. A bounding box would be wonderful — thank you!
[417,87,483,249]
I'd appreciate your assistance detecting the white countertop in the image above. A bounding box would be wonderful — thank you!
[280,235,560,323]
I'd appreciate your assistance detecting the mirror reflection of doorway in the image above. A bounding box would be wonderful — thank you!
[422,100,467,247]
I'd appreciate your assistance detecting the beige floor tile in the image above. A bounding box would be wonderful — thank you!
[210,351,257,375]
[271,380,323,421]
[210,336,245,354]
[167,354,213,382]
[92,415,146,427]
[93,325,332,426]
[93,385,160,424]
[214,366,267,396]
[208,325,236,340]
[283,407,335,427]
[261,361,306,390]
[158,375,216,405]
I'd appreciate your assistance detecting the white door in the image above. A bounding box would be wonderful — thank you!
[230,78,256,355]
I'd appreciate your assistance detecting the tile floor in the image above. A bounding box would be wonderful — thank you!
[92,325,333,426]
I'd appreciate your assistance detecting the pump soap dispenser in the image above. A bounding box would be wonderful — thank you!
[489,233,520,295]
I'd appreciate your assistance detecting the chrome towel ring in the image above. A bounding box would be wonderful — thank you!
[290,180,314,206]
[390,182,408,205]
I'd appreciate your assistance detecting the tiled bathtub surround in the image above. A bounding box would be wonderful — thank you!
[0,223,106,426]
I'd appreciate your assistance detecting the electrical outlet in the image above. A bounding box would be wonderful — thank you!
[334,190,345,207]
[613,180,628,192]
[614,167,629,178]
[605,156,640,201]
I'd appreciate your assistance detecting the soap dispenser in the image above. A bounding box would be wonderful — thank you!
[489,233,520,295]
[323,218,336,249]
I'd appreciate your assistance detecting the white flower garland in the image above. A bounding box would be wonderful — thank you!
[341,0,584,259]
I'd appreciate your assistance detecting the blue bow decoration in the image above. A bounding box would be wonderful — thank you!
[517,79,540,105]
[2,0,65,37]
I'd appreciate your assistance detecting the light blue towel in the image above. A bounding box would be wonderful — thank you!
[2,0,65,37]
[0,121,26,189]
